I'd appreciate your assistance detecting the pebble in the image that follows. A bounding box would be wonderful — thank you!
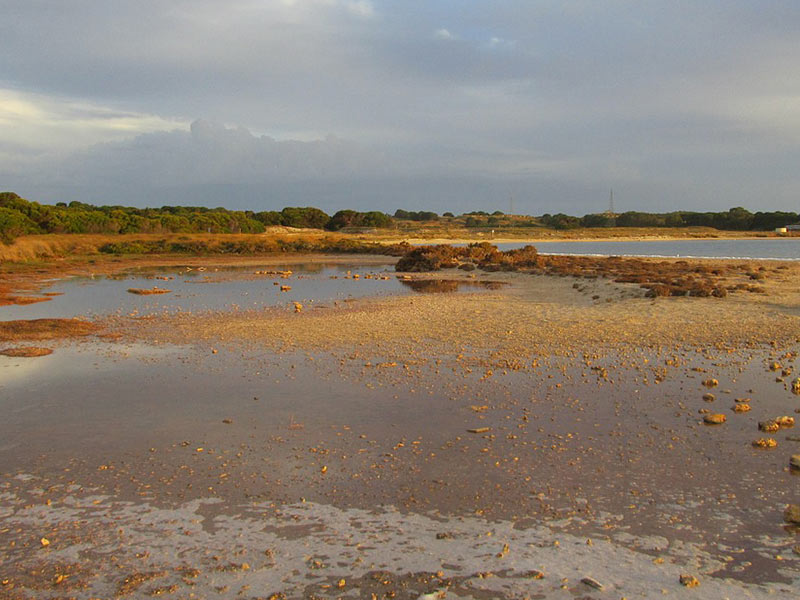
[784,504,800,524]
[759,420,779,433]
[703,413,726,425]
[581,576,603,590]
[751,438,776,448]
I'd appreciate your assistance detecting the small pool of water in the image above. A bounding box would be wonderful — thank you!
[0,262,500,321]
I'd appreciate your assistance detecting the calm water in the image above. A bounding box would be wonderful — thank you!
[0,262,501,320]
[497,238,800,260]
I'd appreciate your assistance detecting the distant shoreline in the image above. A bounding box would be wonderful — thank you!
[381,234,789,245]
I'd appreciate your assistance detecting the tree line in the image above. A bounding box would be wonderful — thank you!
[0,192,395,243]
[2,191,797,244]
[538,207,798,231]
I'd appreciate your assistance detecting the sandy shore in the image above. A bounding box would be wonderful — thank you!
[110,260,800,360]
[3,254,800,598]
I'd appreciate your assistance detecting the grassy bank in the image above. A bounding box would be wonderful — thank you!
[0,232,408,263]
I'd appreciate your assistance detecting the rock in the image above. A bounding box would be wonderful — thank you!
[733,404,751,413]
[581,576,603,590]
[751,438,777,448]
[703,413,726,425]
[759,420,780,433]
[679,574,699,587]
[790,455,800,471]
[519,570,544,579]
[784,504,800,524]
[702,378,719,388]
[775,416,795,428]
[702,393,715,402]
[467,427,490,433]
[127,287,171,295]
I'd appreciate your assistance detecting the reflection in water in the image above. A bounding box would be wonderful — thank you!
[400,279,506,293]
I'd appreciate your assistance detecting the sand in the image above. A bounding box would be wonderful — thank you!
[110,264,800,362]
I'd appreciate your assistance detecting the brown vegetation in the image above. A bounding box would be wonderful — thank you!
[0,318,99,341]
[0,346,53,357]
[395,244,771,298]
[0,294,52,306]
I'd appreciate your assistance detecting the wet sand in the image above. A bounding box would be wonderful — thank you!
[2,256,800,598]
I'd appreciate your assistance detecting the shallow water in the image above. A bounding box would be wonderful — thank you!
[4,477,794,599]
[0,262,503,321]
[0,262,395,320]
[2,338,799,593]
[495,238,800,260]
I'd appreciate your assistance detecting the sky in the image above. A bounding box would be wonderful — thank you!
[1,1,799,215]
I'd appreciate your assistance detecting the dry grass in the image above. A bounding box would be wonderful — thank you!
[0,234,112,261]
[0,232,403,262]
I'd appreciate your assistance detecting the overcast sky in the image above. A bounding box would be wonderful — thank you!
[1,1,798,215]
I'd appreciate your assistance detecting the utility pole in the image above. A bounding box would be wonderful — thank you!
[509,194,514,216]
[609,188,615,215]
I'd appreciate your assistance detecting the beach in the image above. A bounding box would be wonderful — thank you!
[2,253,800,598]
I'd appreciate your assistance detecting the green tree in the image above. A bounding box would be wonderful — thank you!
[0,207,38,243]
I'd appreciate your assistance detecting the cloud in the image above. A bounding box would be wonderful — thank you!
[1,1,800,213]
[433,28,455,41]
[346,0,374,18]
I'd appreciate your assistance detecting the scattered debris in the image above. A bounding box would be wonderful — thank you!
[127,287,171,295]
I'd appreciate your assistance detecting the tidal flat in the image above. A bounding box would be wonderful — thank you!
[1,255,800,598]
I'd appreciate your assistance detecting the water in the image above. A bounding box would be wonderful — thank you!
[495,238,800,260]
[0,262,500,321]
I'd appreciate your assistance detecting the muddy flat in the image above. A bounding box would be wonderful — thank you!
[1,256,800,598]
